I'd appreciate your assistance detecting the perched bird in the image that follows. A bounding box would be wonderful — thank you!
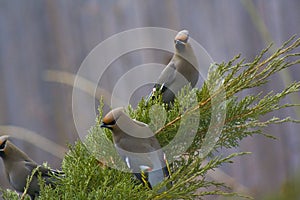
[147,29,199,104]
[100,107,171,190]
[0,135,63,199]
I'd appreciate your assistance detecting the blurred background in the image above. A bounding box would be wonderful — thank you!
[0,0,299,199]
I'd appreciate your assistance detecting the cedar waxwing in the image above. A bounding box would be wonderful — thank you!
[0,135,63,199]
[147,30,199,104]
[100,107,171,190]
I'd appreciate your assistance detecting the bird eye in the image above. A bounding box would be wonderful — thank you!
[0,140,7,150]
[107,120,116,125]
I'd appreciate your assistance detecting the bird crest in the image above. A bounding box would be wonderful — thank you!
[174,30,189,43]
[102,107,124,125]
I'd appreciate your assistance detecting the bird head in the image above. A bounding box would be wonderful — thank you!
[100,107,125,130]
[0,135,32,162]
[0,135,10,158]
[174,30,189,51]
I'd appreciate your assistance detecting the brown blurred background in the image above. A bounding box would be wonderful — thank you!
[0,0,299,199]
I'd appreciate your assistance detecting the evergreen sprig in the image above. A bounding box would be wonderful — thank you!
[1,37,299,199]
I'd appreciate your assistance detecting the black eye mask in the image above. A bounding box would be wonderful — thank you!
[105,120,116,126]
[0,139,7,150]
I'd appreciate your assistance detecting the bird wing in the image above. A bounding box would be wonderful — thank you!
[146,62,177,102]
[116,137,171,189]
[25,161,51,176]
[132,119,148,127]
[156,62,177,88]
[25,161,63,177]
[25,161,64,187]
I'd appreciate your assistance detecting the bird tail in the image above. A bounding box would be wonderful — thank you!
[44,168,65,186]
[134,172,152,189]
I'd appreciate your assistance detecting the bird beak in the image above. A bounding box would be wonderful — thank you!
[100,123,113,130]
[175,39,185,45]
[175,39,186,50]
[100,123,107,128]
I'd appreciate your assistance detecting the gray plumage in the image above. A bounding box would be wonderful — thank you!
[0,135,62,199]
[148,29,199,104]
[100,107,170,190]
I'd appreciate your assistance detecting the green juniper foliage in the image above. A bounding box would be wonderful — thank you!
[1,37,300,199]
